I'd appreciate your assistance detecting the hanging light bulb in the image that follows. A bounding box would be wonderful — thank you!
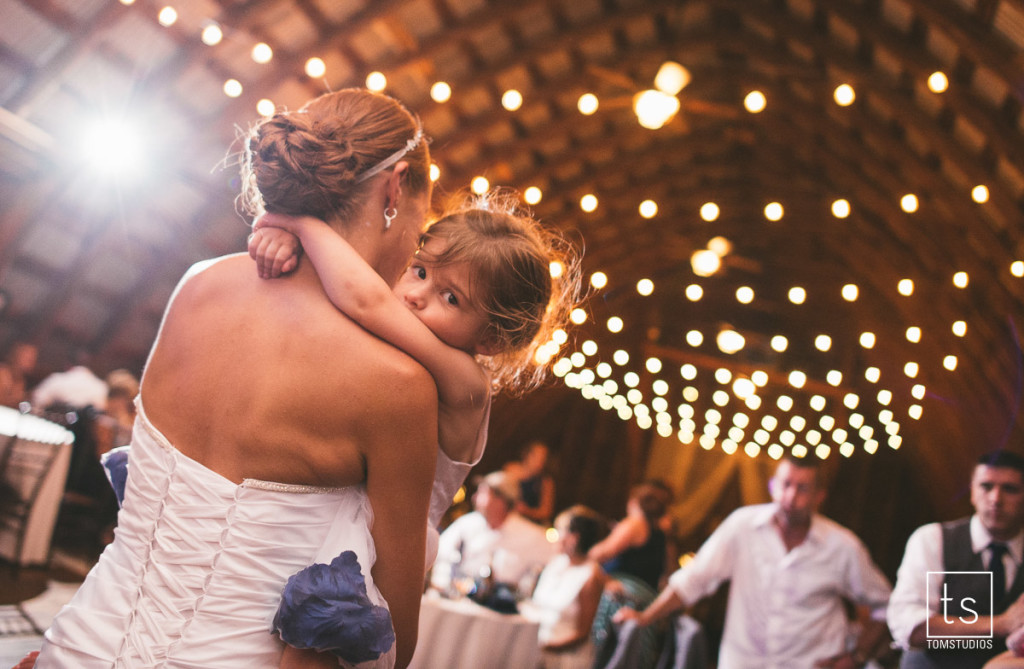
[691,249,721,277]
[654,61,691,95]
[633,90,680,129]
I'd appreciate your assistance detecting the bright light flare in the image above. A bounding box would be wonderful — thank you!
[80,118,146,179]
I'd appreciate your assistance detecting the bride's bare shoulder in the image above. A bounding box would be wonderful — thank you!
[168,254,257,301]
[182,253,248,283]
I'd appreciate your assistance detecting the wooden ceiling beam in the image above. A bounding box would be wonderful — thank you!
[7,1,127,117]
[895,0,1024,106]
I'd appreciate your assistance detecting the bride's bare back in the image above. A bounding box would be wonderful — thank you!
[142,255,433,486]
[142,254,437,667]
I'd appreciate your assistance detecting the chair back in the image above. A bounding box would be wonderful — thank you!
[592,574,663,669]
[0,437,67,566]
[1,437,65,507]
[654,614,709,669]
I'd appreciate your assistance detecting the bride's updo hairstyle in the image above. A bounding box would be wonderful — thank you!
[240,88,430,227]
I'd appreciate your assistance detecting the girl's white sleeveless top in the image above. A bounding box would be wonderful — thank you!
[424,402,489,569]
[38,401,393,669]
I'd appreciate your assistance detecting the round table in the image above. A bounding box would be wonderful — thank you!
[409,593,541,669]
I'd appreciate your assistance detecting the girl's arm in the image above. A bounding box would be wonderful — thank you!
[254,213,488,410]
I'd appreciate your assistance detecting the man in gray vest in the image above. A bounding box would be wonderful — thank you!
[889,450,1024,667]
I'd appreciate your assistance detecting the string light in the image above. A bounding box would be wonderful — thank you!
[502,89,523,111]
[700,202,720,222]
[639,200,658,218]
[117,1,974,464]
[578,94,599,115]
[927,71,949,93]
[366,71,387,91]
[251,43,273,64]
[430,82,452,103]
[223,79,243,98]
[834,84,855,106]
[201,22,223,46]
[305,58,326,78]
[157,6,177,26]
[256,99,275,116]
[744,91,766,113]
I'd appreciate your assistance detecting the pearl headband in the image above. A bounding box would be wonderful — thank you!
[355,125,425,183]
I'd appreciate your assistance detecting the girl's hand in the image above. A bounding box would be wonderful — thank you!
[248,226,301,279]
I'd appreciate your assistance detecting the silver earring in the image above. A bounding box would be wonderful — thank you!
[383,207,398,230]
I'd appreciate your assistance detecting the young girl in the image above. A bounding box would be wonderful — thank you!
[249,189,581,564]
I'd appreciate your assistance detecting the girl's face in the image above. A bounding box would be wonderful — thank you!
[393,238,493,354]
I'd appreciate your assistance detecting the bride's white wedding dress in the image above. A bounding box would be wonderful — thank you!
[38,400,395,668]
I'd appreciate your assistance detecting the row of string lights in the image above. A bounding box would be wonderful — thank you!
[118,1,1000,206]
[539,186,1024,460]
[116,0,1020,459]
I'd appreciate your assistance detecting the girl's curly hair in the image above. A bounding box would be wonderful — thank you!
[419,189,584,394]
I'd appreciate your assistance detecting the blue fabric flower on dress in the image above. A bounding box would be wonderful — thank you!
[101,445,130,507]
[273,550,395,664]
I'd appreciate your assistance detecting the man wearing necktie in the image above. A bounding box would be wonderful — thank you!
[889,450,1024,668]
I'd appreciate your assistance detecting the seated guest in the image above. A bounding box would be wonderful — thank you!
[30,359,108,412]
[0,341,38,408]
[588,479,672,591]
[504,440,556,525]
[529,505,609,669]
[889,450,1024,668]
[432,471,555,593]
[93,369,139,456]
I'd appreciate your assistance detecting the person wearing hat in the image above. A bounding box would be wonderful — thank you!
[431,471,555,594]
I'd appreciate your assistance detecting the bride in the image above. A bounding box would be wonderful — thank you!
[35,88,436,668]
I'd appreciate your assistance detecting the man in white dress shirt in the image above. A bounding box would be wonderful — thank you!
[614,455,892,669]
[888,450,1024,668]
[432,471,555,592]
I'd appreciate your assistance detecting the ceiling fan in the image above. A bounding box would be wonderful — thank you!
[586,62,741,130]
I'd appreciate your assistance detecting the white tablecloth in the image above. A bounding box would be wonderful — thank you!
[409,594,541,669]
